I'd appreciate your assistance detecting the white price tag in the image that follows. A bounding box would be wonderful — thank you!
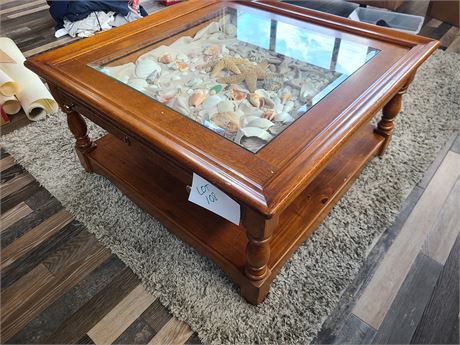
[188,173,241,225]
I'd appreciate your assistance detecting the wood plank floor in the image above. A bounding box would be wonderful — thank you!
[1,1,459,344]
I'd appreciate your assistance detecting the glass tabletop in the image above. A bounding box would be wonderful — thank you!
[90,6,380,153]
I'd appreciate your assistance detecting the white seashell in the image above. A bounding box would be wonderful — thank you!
[135,59,161,79]
[246,118,274,130]
[170,36,193,49]
[105,63,136,83]
[157,89,177,104]
[176,54,189,63]
[275,112,294,123]
[194,21,220,40]
[255,89,274,98]
[202,95,223,112]
[283,100,295,113]
[240,115,260,127]
[238,100,257,114]
[171,95,190,114]
[128,78,148,91]
[300,83,316,99]
[235,127,273,144]
[217,100,235,113]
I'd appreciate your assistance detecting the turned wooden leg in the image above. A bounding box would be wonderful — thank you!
[240,207,279,303]
[62,104,96,172]
[375,74,415,156]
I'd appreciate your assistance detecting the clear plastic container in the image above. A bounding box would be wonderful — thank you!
[348,7,424,34]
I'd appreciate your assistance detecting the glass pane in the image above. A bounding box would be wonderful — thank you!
[90,6,380,153]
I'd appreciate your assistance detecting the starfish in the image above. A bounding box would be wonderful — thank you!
[218,61,268,93]
[204,55,249,78]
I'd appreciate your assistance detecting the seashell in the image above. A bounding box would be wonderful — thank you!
[194,21,220,40]
[238,100,257,114]
[246,118,274,130]
[128,78,148,91]
[135,59,161,79]
[189,90,207,107]
[172,95,190,115]
[146,69,161,84]
[176,54,190,63]
[249,93,262,108]
[204,44,221,57]
[202,95,223,112]
[300,83,316,100]
[275,112,294,123]
[105,63,135,83]
[281,91,291,104]
[261,109,275,121]
[235,127,274,144]
[283,100,295,113]
[169,36,193,49]
[158,53,173,64]
[251,90,275,108]
[210,111,240,133]
[217,100,235,113]
[175,60,189,72]
[229,86,247,101]
[157,89,177,104]
[240,115,260,127]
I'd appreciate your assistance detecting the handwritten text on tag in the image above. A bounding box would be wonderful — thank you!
[188,173,241,225]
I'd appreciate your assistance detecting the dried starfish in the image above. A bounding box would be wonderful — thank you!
[204,55,249,78]
[218,62,268,93]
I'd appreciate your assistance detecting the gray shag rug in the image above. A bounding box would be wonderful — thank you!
[2,50,459,344]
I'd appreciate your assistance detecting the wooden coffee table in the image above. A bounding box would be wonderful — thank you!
[26,0,438,304]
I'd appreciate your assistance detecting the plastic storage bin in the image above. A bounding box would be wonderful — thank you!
[348,7,424,34]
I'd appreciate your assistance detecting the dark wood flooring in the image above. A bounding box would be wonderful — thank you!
[1,1,459,344]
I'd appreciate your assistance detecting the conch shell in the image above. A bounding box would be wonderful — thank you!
[189,90,207,107]
[229,86,247,101]
[249,93,262,108]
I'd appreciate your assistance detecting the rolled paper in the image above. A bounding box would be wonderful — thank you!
[0,93,21,114]
[0,68,18,96]
[0,37,58,121]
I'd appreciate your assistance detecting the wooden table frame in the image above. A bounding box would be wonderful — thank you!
[26,0,438,304]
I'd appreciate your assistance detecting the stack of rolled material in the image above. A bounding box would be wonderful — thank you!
[0,37,58,121]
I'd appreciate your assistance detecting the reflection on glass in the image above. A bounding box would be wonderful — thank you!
[236,11,271,49]
[275,21,335,70]
[90,7,380,153]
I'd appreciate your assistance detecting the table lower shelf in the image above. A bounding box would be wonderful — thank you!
[87,123,383,302]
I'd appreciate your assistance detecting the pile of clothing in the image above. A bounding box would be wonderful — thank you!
[47,0,148,38]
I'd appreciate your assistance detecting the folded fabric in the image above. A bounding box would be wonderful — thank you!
[47,1,147,29]
[61,8,143,38]
[63,11,114,38]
